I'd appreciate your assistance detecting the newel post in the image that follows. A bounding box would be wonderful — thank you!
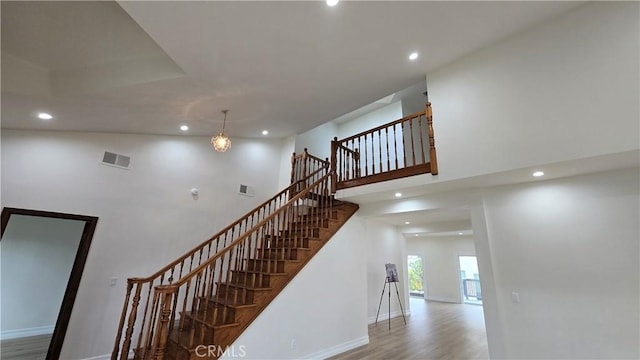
[426,102,438,175]
[152,289,175,360]
[330,137,338,194]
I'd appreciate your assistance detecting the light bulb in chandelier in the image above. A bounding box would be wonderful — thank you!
[211,109,232,152]
[211,133,231,152]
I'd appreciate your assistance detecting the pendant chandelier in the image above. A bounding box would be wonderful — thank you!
[211,109,231,152]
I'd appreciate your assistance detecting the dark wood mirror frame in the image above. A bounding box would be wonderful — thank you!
[1,207,98,360]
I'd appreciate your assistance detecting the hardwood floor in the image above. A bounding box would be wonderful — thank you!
[0,334,50,360]
[330,298,489,360]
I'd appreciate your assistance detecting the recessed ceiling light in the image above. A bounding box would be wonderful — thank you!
[262,130,269,135]
[532,171,545,177]
[38,112,53,120]
[326,0,339,6]
[408,52,419,61]
[404,221,410,225]
[395,192,402,197]
[414,234,419,237]
[458,232,464,235]
[180,125,189,131]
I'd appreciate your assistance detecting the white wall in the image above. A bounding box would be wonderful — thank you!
[429,2,639,182]
[336,102,402,141]
[406,235,476,303]
[401,91,427,117]
[1,215,86,338]
[362,219,407,323]
[1,129,284,359]
[278,136,296,189]
[225,215,368,360]
[479,168,639,359]
[294,121,337,160]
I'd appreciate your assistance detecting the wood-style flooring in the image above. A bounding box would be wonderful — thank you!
[330,298,489,360]
[0,334,50,360]
[0,299,487,360]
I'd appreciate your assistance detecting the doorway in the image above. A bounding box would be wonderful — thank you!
[458,255,482,305]
[407,255,424,297]
[0,207,98,360]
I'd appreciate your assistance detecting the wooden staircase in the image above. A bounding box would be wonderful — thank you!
[166,202,357,360]
[112,152,358,360]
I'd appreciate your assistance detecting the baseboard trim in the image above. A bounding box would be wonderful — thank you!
[0,325,54,340]
[425,296,459,304]
[301,336,369,359]
[367,310,410,325]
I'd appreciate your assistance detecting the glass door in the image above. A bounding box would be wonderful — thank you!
[407,255,424,297]
[458,255,482,305]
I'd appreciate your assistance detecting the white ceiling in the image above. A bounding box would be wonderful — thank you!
[1,0,584,139]
[1,1,592,238]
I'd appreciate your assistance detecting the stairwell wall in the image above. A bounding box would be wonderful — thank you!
[224,214,368,360]
[0,129,284,359]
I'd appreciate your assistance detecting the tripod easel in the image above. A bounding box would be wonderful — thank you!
[374,276,407,331]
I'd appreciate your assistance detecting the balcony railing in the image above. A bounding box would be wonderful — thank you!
[463,279,482,300]
[330,102,438,193]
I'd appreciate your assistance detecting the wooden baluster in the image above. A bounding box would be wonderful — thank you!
[188,253,195,273]
[290,152,296,186]
[364,135,369,176]
[356,137,361,177]
[112,281,134,359]
[135,282,155,354]
[120,283,142,360]
[178,279,191,336]
[370,132,375,174]
[302,148,308,179]
[401,122,407,169]
[354,149,360,178]
[393,124,399,170]
[330,138,337,193]
[409,117,416,167]
[378,129,383,173]
[343,148,348,181]
[418,114,426,165]
[427,102,438,174]
[385,127,390,171]
[143,289,160,357]
[152,290,174,360]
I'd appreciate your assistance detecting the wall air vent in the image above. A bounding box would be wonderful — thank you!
[238,184,255,197]
[101,151,131,170]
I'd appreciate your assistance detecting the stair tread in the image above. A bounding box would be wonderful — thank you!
[182,312,241,328]
[218,282,274,291]
[201,297,258,308]
[230,269,289,276]
[247,257,302,263]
